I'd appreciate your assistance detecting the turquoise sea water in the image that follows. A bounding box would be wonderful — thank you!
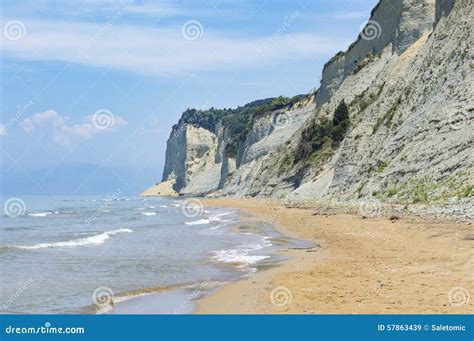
[0,195,287,313]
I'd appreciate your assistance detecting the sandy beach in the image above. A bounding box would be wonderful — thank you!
[195,199,473,314]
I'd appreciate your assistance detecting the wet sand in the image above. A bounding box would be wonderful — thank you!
[195,199,473,314]
[109,290,194,314]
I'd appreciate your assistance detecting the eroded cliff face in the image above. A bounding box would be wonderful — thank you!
[160,96,316,196]
[220,99,316,197]
[153,0,473,206]
[316,0,436,105]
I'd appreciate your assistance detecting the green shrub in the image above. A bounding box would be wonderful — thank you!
[377,161,388,173]
[293,100,350,164]
[460,185,474,198]
[331,100,350,144]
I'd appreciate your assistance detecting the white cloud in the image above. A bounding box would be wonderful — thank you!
[0,19,346,77]
[19,110,127,146]
[0,124,7,136]
[19,110,58,133]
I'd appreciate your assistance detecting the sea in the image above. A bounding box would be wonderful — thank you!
[0,195,299,314]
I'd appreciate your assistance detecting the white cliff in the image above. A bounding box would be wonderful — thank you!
[148,0,473,209]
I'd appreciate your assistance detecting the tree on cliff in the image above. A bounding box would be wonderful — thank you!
[331,100,350,144]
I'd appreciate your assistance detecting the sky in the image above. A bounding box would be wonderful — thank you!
[0,0,378,195]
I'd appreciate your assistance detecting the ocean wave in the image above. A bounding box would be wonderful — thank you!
[184,219,210,225]
[184,215,224,226]
[211,237,272,266]
[15,228,132,250]
[141,212,156,216]
[211,249,270,266]
[55,209,76,215]
[28,212,53,217]
[214,212,233,217]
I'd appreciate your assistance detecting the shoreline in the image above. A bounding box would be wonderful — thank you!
[194,198,473,314]
[102,201,286,315]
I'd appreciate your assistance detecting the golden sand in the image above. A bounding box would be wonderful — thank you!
[195,199,473,314]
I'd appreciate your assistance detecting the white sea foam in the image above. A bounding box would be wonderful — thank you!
[215,212,232,217]
[185,219,210,225]
[16,228,132,250]
[185,214,229,226]
[28,212,52,217]
[141,212,156,216]
[159,205,167,208]
[211,249,270,265]
[211,237,272,266]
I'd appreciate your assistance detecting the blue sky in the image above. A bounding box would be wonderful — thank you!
[0,0,377,195]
